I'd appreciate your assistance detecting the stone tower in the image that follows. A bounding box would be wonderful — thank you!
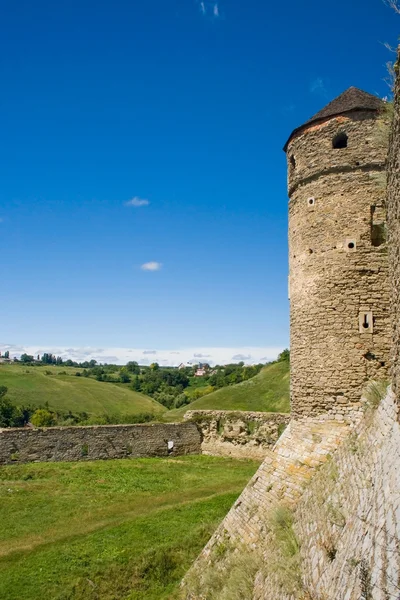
[284,87,391,419]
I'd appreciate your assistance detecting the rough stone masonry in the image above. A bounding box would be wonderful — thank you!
[0,422,201,464]
[286,88,391,418]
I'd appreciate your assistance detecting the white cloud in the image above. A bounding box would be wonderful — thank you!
[125,196,150,207]
[141,262,162,271]
[310,77,329,98]
[0,343,285,366]
[198,0,220,18]
[143,350,157,355]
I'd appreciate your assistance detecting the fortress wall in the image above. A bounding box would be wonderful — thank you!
[0,422,201,464]
[290,389,400,600]
[387,59,400,405]
[184,410,290,459]
[287,111,391,418]
[183,390,399,600]
[182,414,353,598]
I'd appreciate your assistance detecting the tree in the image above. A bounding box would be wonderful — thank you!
[277,349,290,362]
[126,361,140,374]
[119,370,131,384]
[0,388,30,427]
[131,376,141,391]
[20,353,34,363]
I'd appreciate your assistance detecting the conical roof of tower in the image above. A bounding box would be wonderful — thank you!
[283,87,384,151]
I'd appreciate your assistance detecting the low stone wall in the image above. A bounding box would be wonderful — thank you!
[0,422,201,465]
[184,410,290,459]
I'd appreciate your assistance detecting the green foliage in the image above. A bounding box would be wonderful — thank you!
[0,396,30,428]
[0,456,259,600]
[187,385,215,400]
[20,353,34,364]
[30,409,56,428]
[126,361,140,374]
[276,348,290,362]
[207,362,264,389]
[166,360,290,420]
[363,379,389,409]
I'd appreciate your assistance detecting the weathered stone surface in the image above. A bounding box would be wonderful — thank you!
[0,422,201,464]
[184,410,290,459]
[387,53,400,407]
[292,389,400,600]
[287,108,391,418]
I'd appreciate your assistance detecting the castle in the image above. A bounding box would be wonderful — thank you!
[182,87,400,599]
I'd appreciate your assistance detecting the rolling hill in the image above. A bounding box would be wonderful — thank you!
[165,360,290,421]
[0,365,165,418]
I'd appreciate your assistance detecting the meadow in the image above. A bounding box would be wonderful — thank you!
[0,364,165,419]
[0,455,259,599]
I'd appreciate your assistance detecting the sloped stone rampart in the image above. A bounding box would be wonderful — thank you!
[290,389,400,600]
[183,391,400,600]
[182,414,352,597]
[184,410,290,459]
[0,422,201,464]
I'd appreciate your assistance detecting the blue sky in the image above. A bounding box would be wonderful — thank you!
[0,0,398,364]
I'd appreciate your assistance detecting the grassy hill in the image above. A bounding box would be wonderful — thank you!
[165,360,290,421]
[0,365,165,418]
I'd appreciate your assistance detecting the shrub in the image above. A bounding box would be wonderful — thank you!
[31,409,56,428]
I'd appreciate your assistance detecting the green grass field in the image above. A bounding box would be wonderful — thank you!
[165,360,290,420]
[0,456,259,599]
[0,365,165,418]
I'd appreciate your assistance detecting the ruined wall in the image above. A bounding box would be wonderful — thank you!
[387,58,400,403]
[287,110,391,418]
[184,410,290,459]
[0,422,201,464]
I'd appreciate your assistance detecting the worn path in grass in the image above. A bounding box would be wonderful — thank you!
[0,455,259,600]
[0,364,164,417]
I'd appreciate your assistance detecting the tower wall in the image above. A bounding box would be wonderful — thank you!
[287,110,391,418]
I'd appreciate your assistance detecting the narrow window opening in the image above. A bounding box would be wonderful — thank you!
[371,223,387,246]
[332,132,348,149]
[348,242,355,249]
[290,155,296,169]
[359,311,373,333]
[371,205,387,247]
[308,197,315,207]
